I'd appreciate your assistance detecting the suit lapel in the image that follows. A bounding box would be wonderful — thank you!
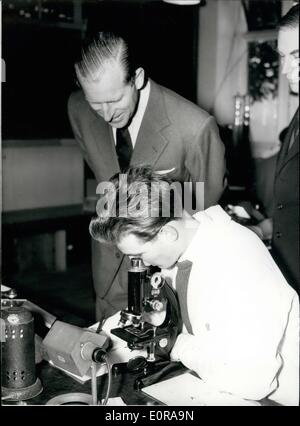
[276,108,299,177]
[88,81,172,176]
[130,80,171,168]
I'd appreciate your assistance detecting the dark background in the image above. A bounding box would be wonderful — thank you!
[2,0,200,140]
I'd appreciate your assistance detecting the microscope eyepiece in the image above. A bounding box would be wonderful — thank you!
[131,258,143,269]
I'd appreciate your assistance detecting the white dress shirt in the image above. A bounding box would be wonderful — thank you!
[112,80,151,148]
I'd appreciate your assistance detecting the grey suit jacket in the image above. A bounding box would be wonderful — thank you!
[68,80,227,320]
[273,107,299,294]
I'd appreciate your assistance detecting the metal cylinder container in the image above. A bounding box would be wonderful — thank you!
[1,305,42,401]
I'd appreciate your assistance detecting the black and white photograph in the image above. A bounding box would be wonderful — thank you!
[1,0,299,410]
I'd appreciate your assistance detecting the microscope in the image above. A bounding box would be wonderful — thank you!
[111,258,185,389]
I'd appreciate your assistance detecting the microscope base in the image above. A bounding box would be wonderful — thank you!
[112,357,186,391]
[134,361,186,390]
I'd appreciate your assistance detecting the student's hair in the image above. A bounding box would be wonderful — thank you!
[279,4,299,30]
[75,31,139,84]
[89,166,183,244]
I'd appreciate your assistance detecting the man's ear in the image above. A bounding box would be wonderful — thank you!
[134,67,145,90]
[159,224,179,243]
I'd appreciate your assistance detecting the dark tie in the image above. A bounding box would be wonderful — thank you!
[116,127,133,171]
[176,260,194,335]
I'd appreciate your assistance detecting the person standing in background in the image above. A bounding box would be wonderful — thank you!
[250,4,299,294]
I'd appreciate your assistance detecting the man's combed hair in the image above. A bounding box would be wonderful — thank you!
[89,166,183,244]
[75,31,138,83]
[279,3,299,29]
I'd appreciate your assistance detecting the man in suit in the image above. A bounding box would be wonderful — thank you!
[250,4,299,294]
[68,31,226,321]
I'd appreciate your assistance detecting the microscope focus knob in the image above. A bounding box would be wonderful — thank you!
[149,299,164,312]
[150,273,164,290]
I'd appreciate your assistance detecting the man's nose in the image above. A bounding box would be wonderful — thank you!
[281,55,292,75]
[101,103,113,122]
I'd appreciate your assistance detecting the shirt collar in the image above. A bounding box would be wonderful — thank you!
[177,212,203,264]
[176,206,231,264]
[113,80,151,147]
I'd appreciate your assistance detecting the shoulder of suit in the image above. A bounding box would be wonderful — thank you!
[68,90,94,122]
[153,80,212,122]
[68,90,87,110]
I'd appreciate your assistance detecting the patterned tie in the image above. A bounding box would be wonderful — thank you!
[175,260,193,335]
[116,127,133,171]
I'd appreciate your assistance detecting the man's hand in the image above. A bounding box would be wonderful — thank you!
[248,218,273,240]
[170,333,187,362]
